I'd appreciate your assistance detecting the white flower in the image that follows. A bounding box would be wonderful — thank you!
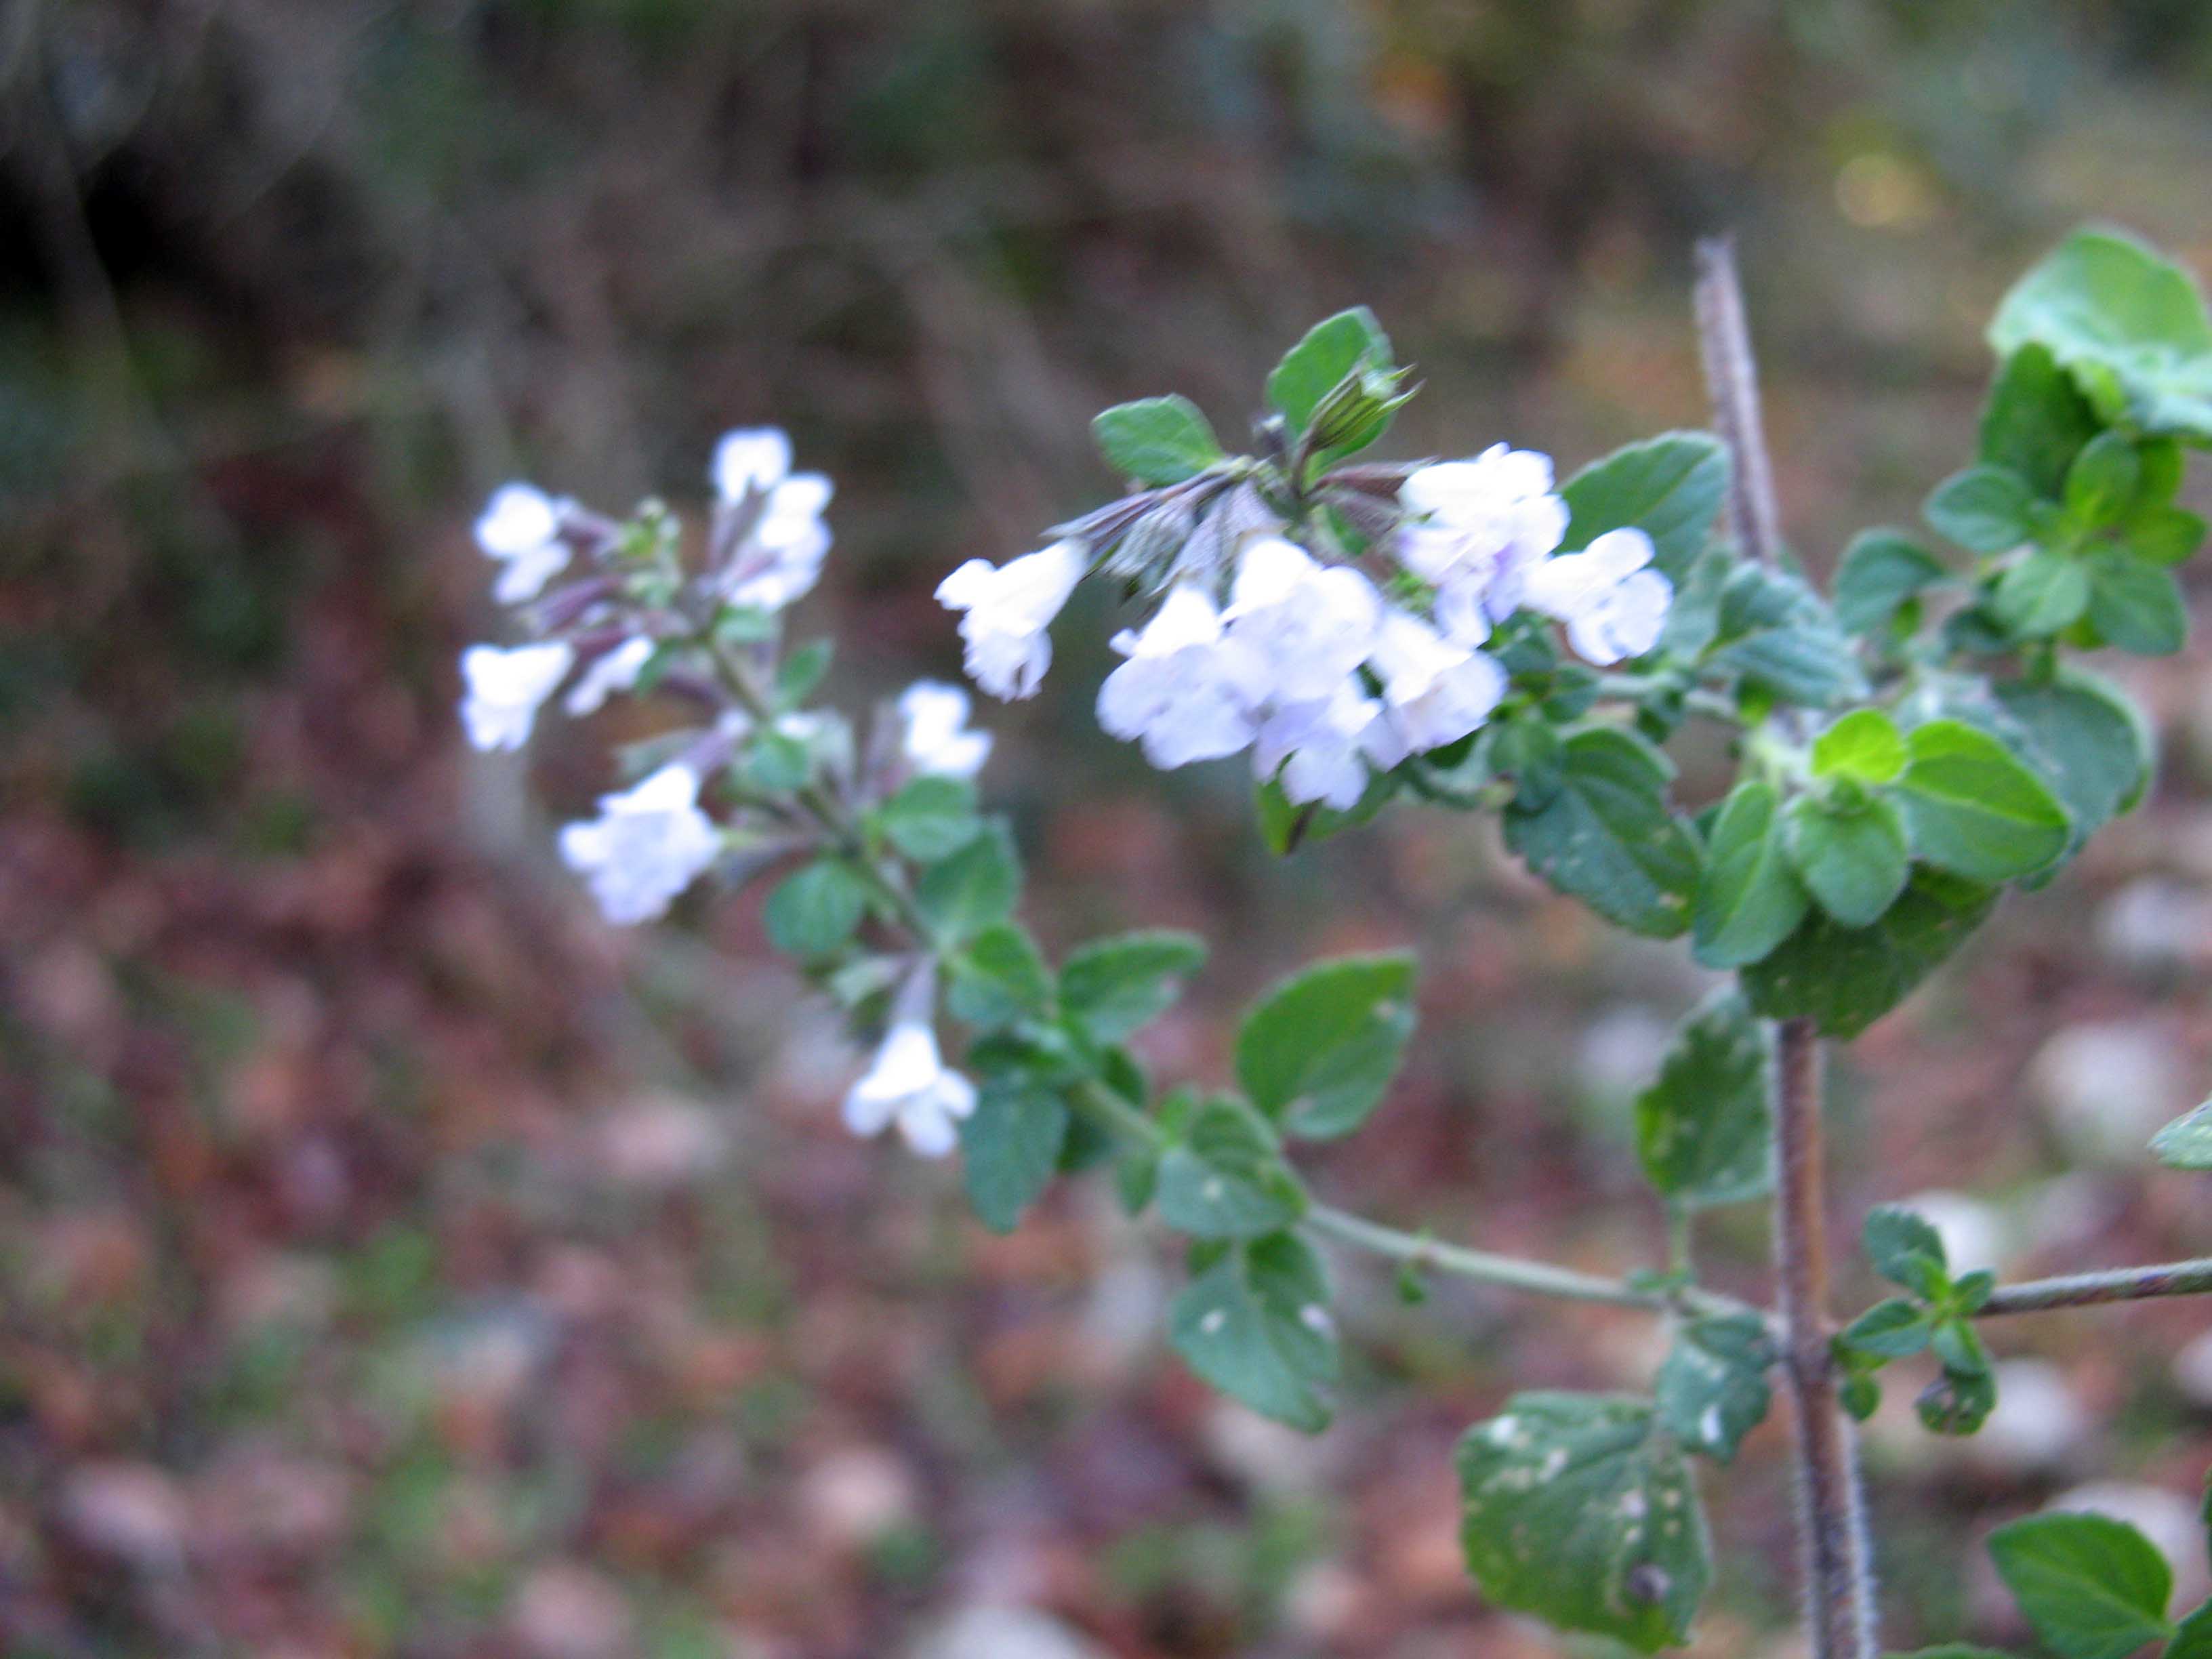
[1254,677,1388,810]
[475,483,572,604]
[565,636,657,717]
[459,642,575,752]
[1397,444,1570,644]
[713,426,836,613]
[712,428,795,502]
[843,1019,977,1158]
[897,680,992,779]
[935,539,1088,700]
[1097,585,1271,769]
[1222,536,1382,702]
[1519,527,1673,665]
[1366,609,1509,762]
[556,764,722,926]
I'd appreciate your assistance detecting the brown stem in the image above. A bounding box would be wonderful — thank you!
[1977,1258,2212,1317]
[1696,238,1879,1659]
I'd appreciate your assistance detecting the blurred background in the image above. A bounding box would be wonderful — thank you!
[7,3,2212,1655]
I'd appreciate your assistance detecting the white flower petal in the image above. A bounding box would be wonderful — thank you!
[460,642,574,752]
[711,428,793,502]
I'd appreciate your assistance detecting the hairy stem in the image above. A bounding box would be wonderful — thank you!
[1303,1204,1748,1315]
[1978,1258,2212,1317]
[1697,237,1879,1659]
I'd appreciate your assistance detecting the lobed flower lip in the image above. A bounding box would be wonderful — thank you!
[556,763,723,926]
[935,538,1087,701]
[897,680,992,779]
[460,642,575,752]
[842,1019,977,1158]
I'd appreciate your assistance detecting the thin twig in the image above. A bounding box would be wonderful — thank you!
[1304,1204,1751,1317]
[1696,239,1879,1659]
[1977,1258,2212,1317]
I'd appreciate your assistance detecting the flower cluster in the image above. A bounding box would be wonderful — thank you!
[456,430,998,1156]
[937,443,1671,808]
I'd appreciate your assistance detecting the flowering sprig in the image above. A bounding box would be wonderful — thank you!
[459,226,2212,1659]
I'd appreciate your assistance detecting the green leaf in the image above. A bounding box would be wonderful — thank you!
[1835,531,1949,637]
[877,775,983,862]
[1706,565,1869,709]
[1266,308,1393,435]
[1917,1366,1998,1435]
[1988,1511,2175,1659]
[1931,1316,1992,1378]
[775,638,834,706]
[2150,1101,2212,1170]
[2086,552,2188,656]
[1557,431,1731,580]
[762,860,869,957]
[1740,868,1997,1039]
[2167,1601,2212,1659]
[1837,1298,1936,1361]
[1982,342,2101,498]
[1692,781,1809,970]
[1634,990,1774,1208]
[1926,466,2037,553]
[2125,505,2206,566]
[1656,1312,1775,1463]
[914,821,1021,943]
[945,922,1054,1029]
[1457,1393,1711,1652]
[742,726,813,793]
[1993,550,2092,639]
[1785,790,1911,928]
[958,1079,1069,1233]
[1170,1233,1338,1431]
[1503,726,1700,938]
[1814,710,1908,785]
[1235,953,1416,1139]
[2066,431,2144,527]
[1059,930,1206,1045]
[1996,670,2155,852]
[1155,1095,1307,1240]
[1892,719,2071,884]
[1990,226,2212,443]
[1091,395,1224,486]
[1864,1204,1950,1298]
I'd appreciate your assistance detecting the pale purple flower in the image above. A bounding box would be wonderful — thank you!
[1097,585,1271,769]
[712,426,836,613]
[1222,536,1383,702]
[565,636,657,717]
[1254,678,1388,811]
[460,642,575,752]
[936,539,1088,700]
[1519,527,1673,665]
[475,483,572,604]
[844,1019,977,1158]
[1366,609,1509,762]
[1397,445,1570,645]
[897,680,992,779]
[557,763,722,925]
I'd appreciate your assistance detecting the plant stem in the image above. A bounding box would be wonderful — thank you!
[1696,237,1879,1659]
[1977,1258,2212,1317]
[1303,1204,1750,1317]
[698,629,932,937]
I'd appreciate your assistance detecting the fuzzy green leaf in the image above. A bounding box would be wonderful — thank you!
[959,1078,1069,1233]
[1740,868,1996,1039]
[1059,930,1206,1044]
[1892,719,2071,884]
[1634,990,1773,1208]
[1092,395,1223,485]
[1503,726,1700,938]
[1988,1511,2175,1659]
[1692,780,1809,970]
[1170,1233,1338,1431]
[1457,1393,1711,1652]
[1235,953,1416,1139]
